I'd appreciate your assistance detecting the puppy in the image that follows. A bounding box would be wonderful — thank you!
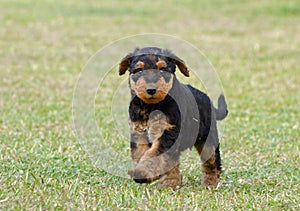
[119,47,228,189]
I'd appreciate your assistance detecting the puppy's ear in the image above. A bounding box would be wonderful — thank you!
[119,53,133,75]
[174,57,189,77]
[164,49,189,77]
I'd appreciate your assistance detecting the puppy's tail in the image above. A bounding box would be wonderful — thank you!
[215,94,228,120]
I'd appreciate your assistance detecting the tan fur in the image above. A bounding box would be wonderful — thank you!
[131,141,163,182]
[195,145,220,187]
[129,121,150,166]
[156,59,167,69]
[158,164,182,189]
[134,61,144,70]
[130,75,174,104]
[147,111,175,142]
[129,112,175,182]
[201,156,221,187]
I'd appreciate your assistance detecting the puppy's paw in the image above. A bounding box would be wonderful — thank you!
[158,169,182,189]
[130,159,160,183]
[202,172,220,188]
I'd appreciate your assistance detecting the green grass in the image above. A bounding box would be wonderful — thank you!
[1,0,299,210]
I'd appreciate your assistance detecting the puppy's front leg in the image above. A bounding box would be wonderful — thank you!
[132,111,180,187]
[128,121,151,178]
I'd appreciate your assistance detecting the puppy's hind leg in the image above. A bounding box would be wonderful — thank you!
[195,125,222,188]
[195,144,221,188]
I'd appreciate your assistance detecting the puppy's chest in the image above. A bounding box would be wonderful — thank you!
[129,109,152,141]
[130,108,173,143]
[129,118,153,143]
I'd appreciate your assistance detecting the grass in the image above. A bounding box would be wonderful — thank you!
[0,0,299,210]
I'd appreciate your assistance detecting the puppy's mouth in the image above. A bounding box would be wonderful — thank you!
[136,90,167,104]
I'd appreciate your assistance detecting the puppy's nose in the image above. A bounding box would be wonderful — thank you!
[146,86,157,95]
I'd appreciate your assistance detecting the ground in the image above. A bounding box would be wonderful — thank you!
[0,0,299,210]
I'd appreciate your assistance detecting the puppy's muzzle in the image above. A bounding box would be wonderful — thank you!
[146,86,157,95]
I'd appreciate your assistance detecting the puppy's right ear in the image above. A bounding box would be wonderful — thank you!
[119,53,133,75]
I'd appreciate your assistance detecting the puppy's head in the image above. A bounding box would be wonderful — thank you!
[119,47,189,104]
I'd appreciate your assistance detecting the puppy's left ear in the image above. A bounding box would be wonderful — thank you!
[119,53,133,75]
[165,50,189,77]
[174,57,189,77]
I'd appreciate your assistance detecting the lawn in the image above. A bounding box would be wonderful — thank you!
[0,0,299,210]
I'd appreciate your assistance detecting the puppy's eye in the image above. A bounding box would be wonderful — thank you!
[134,68,143,74]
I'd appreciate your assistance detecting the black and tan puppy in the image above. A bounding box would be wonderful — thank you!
[119,47,228,189]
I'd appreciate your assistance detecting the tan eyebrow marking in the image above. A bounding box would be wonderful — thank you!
[156,58,167,69]
[135,61,144,70]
